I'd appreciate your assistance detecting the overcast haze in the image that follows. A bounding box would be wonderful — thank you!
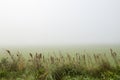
[0,0,120,46]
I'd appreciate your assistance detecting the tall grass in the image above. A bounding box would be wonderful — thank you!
[0,49,120,80]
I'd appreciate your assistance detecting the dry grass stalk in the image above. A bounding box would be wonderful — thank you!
[50,56,54,64]
[29,53,33,58]
[86,53,93,69]
[67,53,71,61]
[6,50,11,55]
[110,49,119,67]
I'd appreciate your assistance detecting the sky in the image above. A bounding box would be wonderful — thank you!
[0,0,120,46]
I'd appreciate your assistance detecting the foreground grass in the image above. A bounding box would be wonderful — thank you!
[0,49,120,80]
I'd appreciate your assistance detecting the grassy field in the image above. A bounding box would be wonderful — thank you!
[0,46,120,80]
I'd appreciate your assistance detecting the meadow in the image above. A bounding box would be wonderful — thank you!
[0,46,120,80]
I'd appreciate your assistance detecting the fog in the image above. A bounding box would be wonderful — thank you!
[0,0,120,46]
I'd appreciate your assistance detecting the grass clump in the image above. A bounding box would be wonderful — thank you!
[0,48,120,80]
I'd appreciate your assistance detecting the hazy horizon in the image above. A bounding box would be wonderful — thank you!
[0,0,120,46]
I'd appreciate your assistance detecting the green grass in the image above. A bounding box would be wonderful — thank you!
[0,48,120,80]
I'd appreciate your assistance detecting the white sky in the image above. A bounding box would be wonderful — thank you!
[0,0,120,46]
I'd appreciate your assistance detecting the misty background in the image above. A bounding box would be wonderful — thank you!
[0,0,120,47]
